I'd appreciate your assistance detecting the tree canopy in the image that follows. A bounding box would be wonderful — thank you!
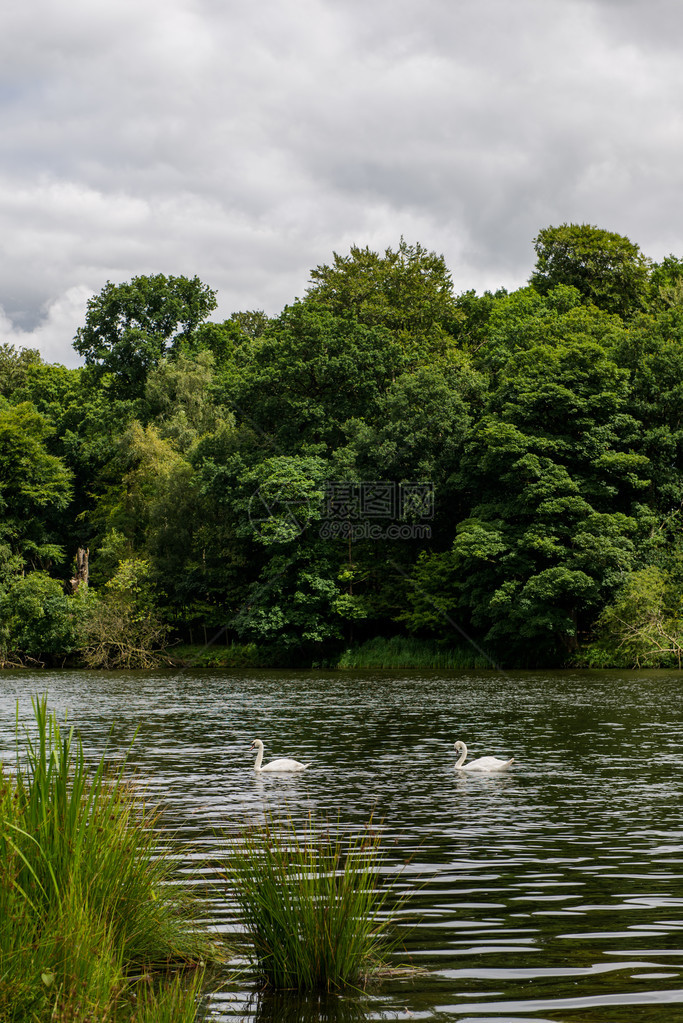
[3,225,683,669]
[73,274,217,396]
[530,223,651,317]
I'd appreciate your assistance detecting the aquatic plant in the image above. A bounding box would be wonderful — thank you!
[336,635,492,670]
[0,695,220,1021]
[226,812,397,991]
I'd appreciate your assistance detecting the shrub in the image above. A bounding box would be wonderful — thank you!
[0,696,220,1021]
[0,571,80,664]
[225,812,397,991]
[77,557,169,668]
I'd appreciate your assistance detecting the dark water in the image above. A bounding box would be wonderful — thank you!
[1,668,683,1023]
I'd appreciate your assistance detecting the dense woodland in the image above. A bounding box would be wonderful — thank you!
[2,223,683,670]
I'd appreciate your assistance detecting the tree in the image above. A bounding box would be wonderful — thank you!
[649,255,683,311]
[77,558,169,668]
[0,572,79,664]
[0,402,73,584]
[145,350,228,451]
[401,309,652,663]
[306,239,460,358]
[530,224,650,317]
[0,344,42,398]
[233,304,406,450]
[73,274,218,396]
[587,566,683,668]
[612,308,683,515]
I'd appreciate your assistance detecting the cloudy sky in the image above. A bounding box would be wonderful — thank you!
[2,0,683,366]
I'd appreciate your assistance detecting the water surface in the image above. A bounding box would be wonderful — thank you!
[1,668,682,1023]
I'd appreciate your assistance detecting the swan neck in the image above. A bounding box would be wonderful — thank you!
[254,742,263,770]
[455,743,468,768]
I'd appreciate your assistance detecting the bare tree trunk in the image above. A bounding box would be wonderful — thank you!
[70,547,89,593]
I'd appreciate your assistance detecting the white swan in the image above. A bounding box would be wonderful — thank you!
[454,739,513,772]
[250,739,309,773]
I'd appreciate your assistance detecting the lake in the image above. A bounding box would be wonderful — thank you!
[1,668,682,1023]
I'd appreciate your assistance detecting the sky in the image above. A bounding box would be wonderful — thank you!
[2,0,683,366]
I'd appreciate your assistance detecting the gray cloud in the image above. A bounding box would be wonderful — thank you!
[2,0,683,365]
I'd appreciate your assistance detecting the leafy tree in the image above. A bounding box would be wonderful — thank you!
[198,452,363,655]
[77,558,169,668]
[404,322,651,662]
[468,284,628,380]
[73,274,217,396]
[530,223,651,317]
[0,402,72,584]
[145,350,230,451]
[306,239,460,360]
[0,344,42,397]
[343,358,482,485]
[87,421,194,559]
[0,572,80,664]
[586,566,683,668]
[612,309,683,515]
[649,255,683,311]
[233,304,406,450]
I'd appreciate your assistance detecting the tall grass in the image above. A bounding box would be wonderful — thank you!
[336,636,493,670]
[170,642,270,669]
[225,813,397,992]
[0,696,220,1022]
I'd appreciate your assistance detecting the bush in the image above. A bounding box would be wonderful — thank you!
[225,812,397,991]
[77,558,169,668]
[0,571,80,664]
[0,696,220,1021]
[336,635,491,669]
[584,566,683,668]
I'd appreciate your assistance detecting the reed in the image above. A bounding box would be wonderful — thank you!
[0,696,219,1022]
[226,812,396,992]
[336,635,492,669]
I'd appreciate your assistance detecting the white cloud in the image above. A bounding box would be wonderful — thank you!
[2,0,683,364]
[0,287,92,367]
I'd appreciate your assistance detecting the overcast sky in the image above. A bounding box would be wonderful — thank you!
[2,0,683,366]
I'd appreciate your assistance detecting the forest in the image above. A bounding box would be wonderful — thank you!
[1,223,683,670]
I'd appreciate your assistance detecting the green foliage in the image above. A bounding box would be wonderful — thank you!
[403,324,650,661]
[345,358,482,486]
[226,812,396,991]
[235,303,407,449]
[585,565,683,668]
[170,641,271,667]
[307,238,458,344]
[336,636,491,669]
[0,402,72,583]
[5,228,683,669]
[73,273,218,396]
[0,343,42,397]
[77,558,169,668]
[145,349,230,451]
[530,223,651,317]
[649,255,683,310]
[0,572,80,663]
[0,697,219,1021]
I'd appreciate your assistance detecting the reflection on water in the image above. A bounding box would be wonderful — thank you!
[1,668,683,1023]
[210,990,375,1023]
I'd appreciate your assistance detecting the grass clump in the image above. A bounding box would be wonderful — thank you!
[336,636,492,670]
[0,696,221,1022]
[226,813,397,992]
[169,642,270,668]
